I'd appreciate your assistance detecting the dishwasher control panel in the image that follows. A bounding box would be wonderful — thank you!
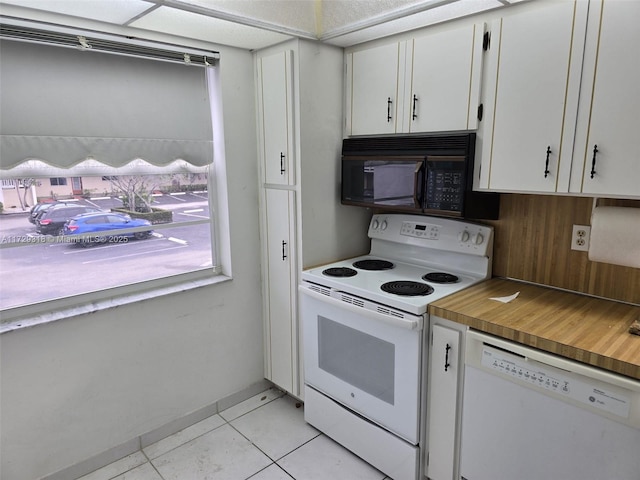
[480,345,632,419]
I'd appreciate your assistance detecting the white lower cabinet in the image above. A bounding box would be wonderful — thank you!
[427,318,465,480]
[262,188,297,394]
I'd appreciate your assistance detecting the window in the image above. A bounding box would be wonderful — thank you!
[0,23,225,322]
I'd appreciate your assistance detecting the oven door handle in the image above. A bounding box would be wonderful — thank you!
[299,285,423,331]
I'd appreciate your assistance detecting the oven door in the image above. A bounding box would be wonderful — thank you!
[300,283,423,444]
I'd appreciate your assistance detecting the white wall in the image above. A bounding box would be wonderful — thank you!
[0,43,264,480]
[296,39,372,268]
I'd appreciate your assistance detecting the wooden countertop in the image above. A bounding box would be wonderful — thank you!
[428,278,640,380]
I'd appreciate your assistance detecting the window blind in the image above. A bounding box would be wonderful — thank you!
[0,30,216,177]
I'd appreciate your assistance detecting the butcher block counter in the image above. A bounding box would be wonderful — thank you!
[428,278,640,380]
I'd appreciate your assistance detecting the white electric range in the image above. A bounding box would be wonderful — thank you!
[299,213,494,480]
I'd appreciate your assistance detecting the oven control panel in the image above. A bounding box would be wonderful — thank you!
[400,221,440,239]
[368,214,493,256]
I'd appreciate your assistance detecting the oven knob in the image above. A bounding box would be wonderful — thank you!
[472,233,484,245]
[372,219,379,230]
[458,231,470,242]
[380,220,388,231]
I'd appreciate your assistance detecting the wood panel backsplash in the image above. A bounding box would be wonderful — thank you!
[487,194,640,304]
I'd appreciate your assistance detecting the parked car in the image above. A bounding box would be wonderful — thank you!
[35,204,102,235]
[63,212,153,246]
[28,201,70,224]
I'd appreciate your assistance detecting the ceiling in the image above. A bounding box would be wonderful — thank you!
[0,0,528,50]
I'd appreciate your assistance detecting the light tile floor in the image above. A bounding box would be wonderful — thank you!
[78,387,390,480]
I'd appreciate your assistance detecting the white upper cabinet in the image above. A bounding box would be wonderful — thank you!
[571,0,640,197]
[257,50,295,185]
[479,0,639,198]
[408,24,483,133]
[479,0,587,193]
[347,42,401,136]
[346,24,483,136]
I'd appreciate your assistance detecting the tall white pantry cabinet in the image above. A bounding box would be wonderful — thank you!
[255,41,371,397]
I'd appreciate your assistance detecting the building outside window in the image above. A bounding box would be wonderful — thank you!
[49,177,67,186]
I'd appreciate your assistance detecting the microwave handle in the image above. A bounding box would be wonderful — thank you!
[413,161,424,208]
[299,284,423,331]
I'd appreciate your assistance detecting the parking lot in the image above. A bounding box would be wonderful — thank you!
[0,192,213,310]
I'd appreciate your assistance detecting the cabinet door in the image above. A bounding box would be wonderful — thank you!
[349,43,401,135]
[263,189,297,393]
[576,0,640,197]
[409,24,478,133]
[428,324,461,480]
[482,1,584,192]
[259,51,294,185]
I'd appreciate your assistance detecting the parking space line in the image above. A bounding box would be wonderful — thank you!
[84,199,103,208]
[178,212,209,219]
[81,245,187,264]
[168,237,188,245]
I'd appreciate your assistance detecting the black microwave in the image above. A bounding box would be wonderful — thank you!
[341,133,499,220]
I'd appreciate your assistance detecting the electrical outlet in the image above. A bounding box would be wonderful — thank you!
[571,225,591,251]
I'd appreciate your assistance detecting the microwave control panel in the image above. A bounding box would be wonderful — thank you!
[425,156,466,213]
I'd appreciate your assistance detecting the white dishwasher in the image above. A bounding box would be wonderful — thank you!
[460,330,640,480]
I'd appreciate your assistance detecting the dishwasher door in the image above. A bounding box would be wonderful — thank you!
[460,331,640,480]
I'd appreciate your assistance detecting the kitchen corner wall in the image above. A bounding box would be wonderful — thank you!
[489,194,640,305]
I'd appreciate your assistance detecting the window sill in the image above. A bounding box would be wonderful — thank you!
[0,274,231,334]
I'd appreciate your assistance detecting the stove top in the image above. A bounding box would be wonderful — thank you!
[301,214,494,315]
[302,255,481,314]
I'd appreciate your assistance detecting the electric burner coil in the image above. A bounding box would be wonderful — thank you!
[323,267,358,277]
[380,281,434,296]
[422,272,459,284]
[353,259,394,271]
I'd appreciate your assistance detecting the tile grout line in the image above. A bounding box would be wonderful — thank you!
[143,392,282,462]
[140,449,166,480]
[141,391,287,477]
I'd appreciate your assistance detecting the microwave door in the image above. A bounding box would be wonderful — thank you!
[373,163,416,204]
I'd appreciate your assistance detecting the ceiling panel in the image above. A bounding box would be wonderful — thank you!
[0,0,153,24]
[176,0,319,36]
[324,0,504,46]
[129,5,293,50]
